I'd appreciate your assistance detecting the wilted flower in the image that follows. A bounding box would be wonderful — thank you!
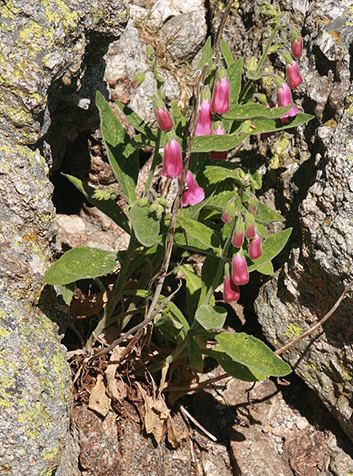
[179,171,205,207]
[211,69,230,114]
[232,253,249,285]
[223,276,240,303]
[249,234,262,260]
[162,132,183,178]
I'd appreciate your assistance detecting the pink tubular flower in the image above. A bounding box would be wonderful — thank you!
[286,60,303,90]
[156,107,173,131]
[232,218,245,248]
[249,234,262,260]
[245,212,256,240]
[231,253,249,285]
[195,99,212,136]
[223,276,240,303]
[291,30,303,59]
[210,125,227,160]
[211,71,230,114]
[277,81,298,123]
[162,134,183,178]
[179,171,205,207]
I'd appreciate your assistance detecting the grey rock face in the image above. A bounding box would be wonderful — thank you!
[253,0,353,442]
[0,0,129,474]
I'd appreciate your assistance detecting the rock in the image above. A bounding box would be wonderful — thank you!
[253,0,353,443]
[160,10,207,60]
[129,0,205,26]
[0,0,129,473]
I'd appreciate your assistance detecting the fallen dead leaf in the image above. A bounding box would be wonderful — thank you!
[105,347,127,403]
[137,383,170,444]
[71,290,112,319]
[167,416,188,448]
[88,374,111,417]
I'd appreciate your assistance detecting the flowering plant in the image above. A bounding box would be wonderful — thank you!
[44,2,312,413]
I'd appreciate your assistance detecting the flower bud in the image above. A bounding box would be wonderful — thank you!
[245,212,256,239]
[211,69,230,114]
[232,253,249,285]
[232,217,245,248]
[131,72,145,89]
[179,171,205,207]
[291,29,303,58]
[249,234,262,260]
[153,98,173,131]
[162,132,183,178]
[246,193,258,213]
[222,200,234,223]
[223,276,240,303]
[195,88,212,136]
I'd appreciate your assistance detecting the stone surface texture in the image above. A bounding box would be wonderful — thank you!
[217,0,353,443]
[0,0,128,474]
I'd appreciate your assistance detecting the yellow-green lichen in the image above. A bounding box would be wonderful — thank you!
[284,323,303,338]
[0,326,10,339]
[269,134,291,170]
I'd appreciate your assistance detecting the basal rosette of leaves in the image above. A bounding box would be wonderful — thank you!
[44,6,313,392]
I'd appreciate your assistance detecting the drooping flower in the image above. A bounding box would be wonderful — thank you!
[195,88,212,136]
[162,132,183,178]
[286,60,303,90]
[291,29,303,58]
[210,123,227,160]
[276,79,298,123]
[249,234,262,259]
[223,276,240,303]
[232,217,245,248]
[231,252,249,285]
[211,69,230,114]
[179,171,205,207]
[153,98,173,131]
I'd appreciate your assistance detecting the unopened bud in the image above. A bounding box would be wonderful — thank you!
[232,217,245,248]
[131,72,145,89]
[245,212,256,239]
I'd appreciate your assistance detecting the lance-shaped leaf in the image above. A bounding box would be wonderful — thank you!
[129,201,161,247]
[203,165,238,185]
[228,58,243,105]
[116,101,156,140]
[248,113,314,135]
[247,228,292,273]
[195,305,227,331]
[198,36,212,71]
[207,350,268,381]
[96,92,139,203]
[63,173,130,233]
[44,247,118,286]
[214,333,291,377]
[192,132,248,153]
[220,38,235,68]
[175,216,222,256]
[255,202,284,225]
[223,103,292,121]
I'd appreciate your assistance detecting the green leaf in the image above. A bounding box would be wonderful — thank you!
[220,38,234,68]
[256,261,274,276]
[195,305,227,331]
[200,256,220,305]
[255,202,284,224]
[180,265,202,320]
[96,91,139,203]
[228,58,243,105]
[208,350,267,381]
[224,104,292,121]
[203,166,237,185]
[155,300,189,343]
[248,228,292,273]
[206,190,235,209]
[198,36,212,71]
[187,333,205,372]
[214,333,291,377]
[175,216,222,256]
[129,201,161,247]
[116,101,156,139]
[44,247,118,285]
[63,173,130,234]
[58,283,75,305]
[192,132,248,153]
[248,113,315,135]
[246,70,262,81]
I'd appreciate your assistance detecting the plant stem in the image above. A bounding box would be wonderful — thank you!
[145,128,162,193]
